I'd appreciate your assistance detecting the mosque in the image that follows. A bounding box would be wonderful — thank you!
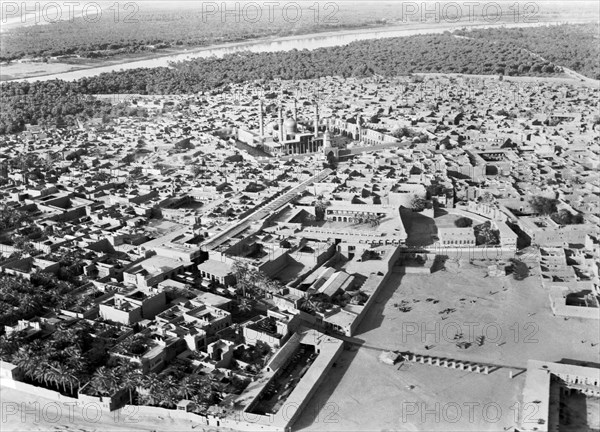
[237,99,338,159]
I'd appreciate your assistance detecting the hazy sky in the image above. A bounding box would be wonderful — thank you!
[1,0,597,31]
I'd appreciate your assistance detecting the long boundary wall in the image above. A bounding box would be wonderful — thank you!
[348,245,403,336]
[0,378,78,404]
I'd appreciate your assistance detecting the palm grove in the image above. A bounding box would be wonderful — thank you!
[3,25,596,135]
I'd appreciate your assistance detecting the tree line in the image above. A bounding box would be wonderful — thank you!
[77,34,561,94]
[0,272,81,332]
[0,3,389,62]
[0,30,571,135]
[455,23,600,80]
[0,80,148,134]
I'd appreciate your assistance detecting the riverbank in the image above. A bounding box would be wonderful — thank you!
[1,19,592,83]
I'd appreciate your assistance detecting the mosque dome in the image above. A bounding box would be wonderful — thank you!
[283,118,297,134]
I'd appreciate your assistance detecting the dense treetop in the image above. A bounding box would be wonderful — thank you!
[0,80,147,134]
[455,23,600,80]
[2,24,597,135]
[75,34,560,95]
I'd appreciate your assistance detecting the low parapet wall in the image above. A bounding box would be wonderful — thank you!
[549,287,600,320]
[405,353,492,374]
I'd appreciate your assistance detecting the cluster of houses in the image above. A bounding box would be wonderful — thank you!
[0,74,598,430]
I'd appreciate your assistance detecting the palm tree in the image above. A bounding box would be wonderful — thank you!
[32,365,48,387]
[197,375,212,398]
[177,376,196,401]
[117,363,142,404]
[178,375,209,401]
[258,276,282,298]
[299,295,317,313]
[0,332,27,362]
[159,376,179,408]
[300,292,330,313]
[141,373,163,406]
[13,341,51,387]
[238,298,252,313]
[52,327,79,350]
[90,366,118,396]
[366,214,381,227]
[189,377,213,412]
[314,197,330,221]
[11,349,39,380]
[475,222,499,245]
[41,364,61,390]
[63,346,85,372]
[20,293,42,315]
[48,362,78,395]
[233,260,259,298]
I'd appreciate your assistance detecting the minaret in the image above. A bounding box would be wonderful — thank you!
[313,103,319,139]
[323,125,331,148]
[22,141,29,186]
[258,100,264,137]
[293,99,298,121]
[278,105,284,142]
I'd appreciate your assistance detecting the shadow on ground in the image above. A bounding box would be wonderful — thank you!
[400,207,437,247]
[292,344,362,431]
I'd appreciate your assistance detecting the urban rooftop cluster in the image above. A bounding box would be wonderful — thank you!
[0,74,598,432]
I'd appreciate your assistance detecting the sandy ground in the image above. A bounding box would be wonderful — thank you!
[294,261,599,431]
[0,386,215,432]
[353,264,599,368]
[296,347,525,432]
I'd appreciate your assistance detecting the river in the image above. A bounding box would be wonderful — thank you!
[0,20,584,83]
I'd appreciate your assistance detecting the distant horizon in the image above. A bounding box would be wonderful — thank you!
[1,0,598,31]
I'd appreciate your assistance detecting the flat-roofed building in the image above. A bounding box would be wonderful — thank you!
[521,360,600,432]
[495,220,518,251]
[317,271,354,298]
[438,226,476,247]
[197,259,236,286]
[325,203,390,223]
[123,255,187,290]
[99,289,167,325]
[155,299,232,338]
[519,216,594,247]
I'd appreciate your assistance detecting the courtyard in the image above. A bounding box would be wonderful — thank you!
[295,260,600,431]
[354,263,599,367]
